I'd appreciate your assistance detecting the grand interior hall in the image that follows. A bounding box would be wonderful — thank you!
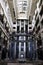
[0,0,43,65]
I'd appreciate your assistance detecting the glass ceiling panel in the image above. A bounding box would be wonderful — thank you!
[13,0,32,19]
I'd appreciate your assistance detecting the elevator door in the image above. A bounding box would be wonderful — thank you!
[19,42,26,59]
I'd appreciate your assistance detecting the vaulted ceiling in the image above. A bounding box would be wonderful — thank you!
[7,0,38,21]
[0,0,38,32]
[7,0,38,20]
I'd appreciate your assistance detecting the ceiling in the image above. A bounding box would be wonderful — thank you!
[0,0,38,32]
[7,0,38,20]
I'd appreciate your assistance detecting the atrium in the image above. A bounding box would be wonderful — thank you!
[0,0,43,65]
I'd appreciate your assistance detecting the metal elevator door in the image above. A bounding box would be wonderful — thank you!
[19,42,26,59]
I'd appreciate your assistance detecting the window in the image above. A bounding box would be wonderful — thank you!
[13,22,16,24]
[23,1,27,6]
[23,3,27,6]
[17,26,19,33]
[25,25,28,32]
[29,22,32,24]
[20,12,25,14]
[21,20,24,26]
[23,7,26,11]
[21,27,24,32]
[35,17,39,27]
[17,21,19,24]
[21,20,24,22]
[29,27,32,29]
[23,1,27,11]
[13,27,15,29]
[0,14,4,24]
[21,47,24,51]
